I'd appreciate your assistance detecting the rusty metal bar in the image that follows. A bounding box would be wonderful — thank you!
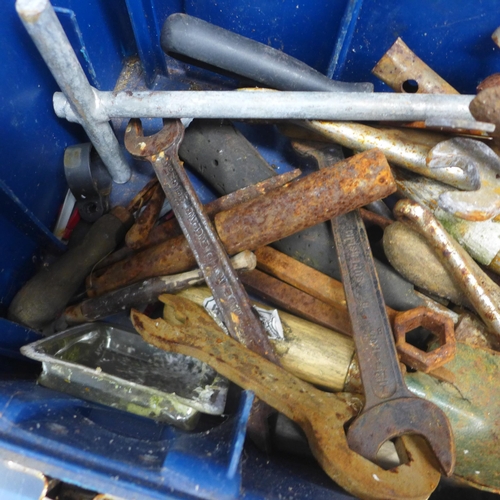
[87,149,396,297]
[215,148,394,254]
[144,169,301,247]
[239,268,352,336]
[125,182,165,249]
[65,251,256,324]
[372,38,459,95]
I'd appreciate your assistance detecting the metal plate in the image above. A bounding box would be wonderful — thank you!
[21,323,229,429]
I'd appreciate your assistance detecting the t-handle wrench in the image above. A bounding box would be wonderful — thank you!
[124,118,279,364]
[332,209,455,476]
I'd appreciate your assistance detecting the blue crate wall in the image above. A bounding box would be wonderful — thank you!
[1,0,500,498]
[0,0,136,311]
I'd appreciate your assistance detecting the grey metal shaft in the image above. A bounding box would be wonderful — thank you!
[53,90,476,123]
[16,0,131,184]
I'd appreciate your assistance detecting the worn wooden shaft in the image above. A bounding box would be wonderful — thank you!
[87,149,395,297]
[176,286,355,391]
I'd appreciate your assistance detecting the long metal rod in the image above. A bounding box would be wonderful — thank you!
[16,0,131,184]
[53,90,476,123]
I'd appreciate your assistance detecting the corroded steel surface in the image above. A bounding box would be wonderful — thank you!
[131,296,441,500]
[68,251,256,324]
[332,209,455,476]
[88,149,395,296]
[86,233,196,296]
[215,148,396,254]
[240,268,352,335]
[470,85,500,129]
[254,246,401,326]
[303,121,479,191]
[393,306,456,373]
[372,38,459,95]
[145,169,301,246]
[123,118,279,364]
[125,182,165,249]
[394,199,500,338]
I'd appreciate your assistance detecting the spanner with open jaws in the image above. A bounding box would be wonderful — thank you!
[332,209,455,476]
[124,119,278,363]
[131,295,441,500]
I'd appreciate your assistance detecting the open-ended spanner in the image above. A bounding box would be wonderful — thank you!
[332,209,455,476]
[124,118,278,364]
[131,295,441,500]
[290,140,454,473]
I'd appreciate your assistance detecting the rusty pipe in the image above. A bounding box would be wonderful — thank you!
[144,169,301,247]
[87,149,395,297]
[214,149,394,254]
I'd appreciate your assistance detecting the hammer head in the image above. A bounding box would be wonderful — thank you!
[124,118,184,159]
[347,397,455,476]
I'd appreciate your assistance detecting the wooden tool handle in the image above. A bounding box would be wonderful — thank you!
[176,286,355,391]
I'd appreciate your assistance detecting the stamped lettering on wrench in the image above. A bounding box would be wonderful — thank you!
[125,118,279,363]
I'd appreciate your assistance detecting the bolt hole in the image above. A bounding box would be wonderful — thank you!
[404,326,434,351]
[402,79,419,93]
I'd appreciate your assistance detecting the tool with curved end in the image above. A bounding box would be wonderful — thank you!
[301,121,480,191]
[131,295,441,500]
[430,137,500,221]
[332,210,455,476]
[393,199,500,339]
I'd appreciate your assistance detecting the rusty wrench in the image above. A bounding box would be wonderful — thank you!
[332,209,455,475]
[294,141,454,473]
[131,295,441,500]
[124,119,278,363]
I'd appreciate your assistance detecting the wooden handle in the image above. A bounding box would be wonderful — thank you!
[176,286,354,391]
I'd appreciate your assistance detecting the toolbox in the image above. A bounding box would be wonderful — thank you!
[1,0,500,499]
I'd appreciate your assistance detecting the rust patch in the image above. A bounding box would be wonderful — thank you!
[372,37,458,95]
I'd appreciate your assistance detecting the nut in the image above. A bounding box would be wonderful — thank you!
[393,307,456,373]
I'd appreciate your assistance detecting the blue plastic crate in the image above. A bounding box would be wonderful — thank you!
[1,1,500,498]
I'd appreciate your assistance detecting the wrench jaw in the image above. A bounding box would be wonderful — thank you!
[346,397,456,477]
[124,118,185,159]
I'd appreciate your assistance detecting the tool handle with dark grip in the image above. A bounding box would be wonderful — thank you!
[8,207,133,330]
[161,13,373,93]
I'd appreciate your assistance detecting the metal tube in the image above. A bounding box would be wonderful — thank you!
[53,89,476,123]
[16,0,131,184]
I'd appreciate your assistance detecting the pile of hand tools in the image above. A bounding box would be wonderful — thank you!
[11,1,500,498]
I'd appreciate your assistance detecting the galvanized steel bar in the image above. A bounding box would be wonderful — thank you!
[16,0,131,184]
[53,89,476,122]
